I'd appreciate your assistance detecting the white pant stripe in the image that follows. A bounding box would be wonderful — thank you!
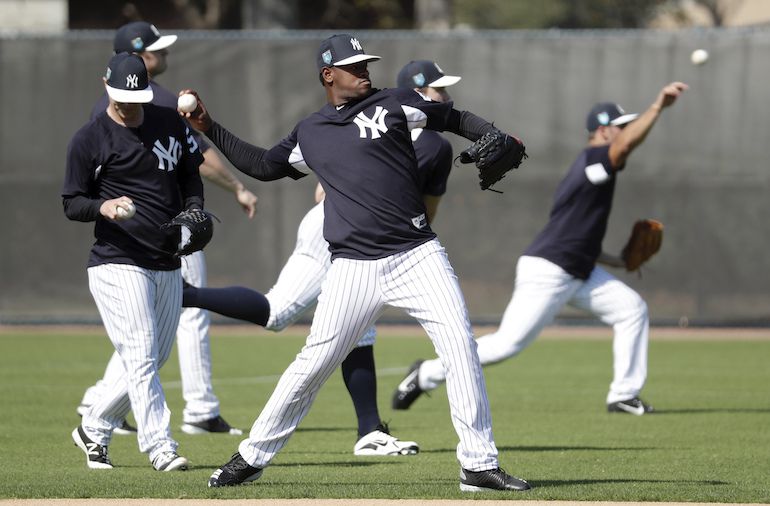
[420,255,649,404]
[83,264,181,462]
[239,239,498,471]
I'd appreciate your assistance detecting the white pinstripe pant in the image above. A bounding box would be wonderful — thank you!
[79,251,220,424]
[419,255,649,404]
[265,201,376,346]
[177,251,220,423]
[84,263,182,462]
[239,238,499,471]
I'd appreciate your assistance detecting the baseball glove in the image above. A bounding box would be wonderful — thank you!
[459,129,527,191]
[621,219,664,272]
[160,208,215,257]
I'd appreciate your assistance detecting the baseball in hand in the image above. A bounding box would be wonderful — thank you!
[690,49,709,66]
[116,202,136,219]
[177,93,198,113]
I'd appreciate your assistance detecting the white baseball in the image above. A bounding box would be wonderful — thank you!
[177,93,198,113]
[116,202,136,219]
[690,49,709,66]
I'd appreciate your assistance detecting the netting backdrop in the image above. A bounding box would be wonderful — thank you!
[1,29,768,325]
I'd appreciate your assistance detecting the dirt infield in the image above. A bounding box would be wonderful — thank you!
[2,500,766,506]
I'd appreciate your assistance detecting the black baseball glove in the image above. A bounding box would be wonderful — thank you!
[160,208,216,257]
[459,129,527,191]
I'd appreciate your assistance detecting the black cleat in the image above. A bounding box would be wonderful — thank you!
[460,467,531,492]
[181,415,242,435]
[607,397,654,416]
[208,452,263,487]
[391,360,425,410]
[72,425,113,469]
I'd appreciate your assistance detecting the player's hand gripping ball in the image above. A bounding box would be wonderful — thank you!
[116,202,136,220]
[177,93,198,114]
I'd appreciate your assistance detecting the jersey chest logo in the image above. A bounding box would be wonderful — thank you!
[153,136,182,172]
[353,106,388,139]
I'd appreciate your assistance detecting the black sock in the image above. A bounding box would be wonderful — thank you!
[182,285,270,326]
[341,345,381,437]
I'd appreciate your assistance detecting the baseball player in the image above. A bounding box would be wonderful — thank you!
[77,21,257,436]
[64,53,205,471]
[180,59,460,456]
[393,82,689,416]
[182,34,531,492]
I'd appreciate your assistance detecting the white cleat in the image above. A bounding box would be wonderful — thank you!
[354,424,419,456]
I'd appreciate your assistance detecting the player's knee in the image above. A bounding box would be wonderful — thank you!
[619,292,648,325]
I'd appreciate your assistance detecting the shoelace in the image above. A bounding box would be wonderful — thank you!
[226,453,254,472]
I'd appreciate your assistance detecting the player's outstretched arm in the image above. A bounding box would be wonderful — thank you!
[609,81,688,168]
[177,88,297,182]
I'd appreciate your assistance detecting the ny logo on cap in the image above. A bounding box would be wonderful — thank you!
[126,74,139,88]
[350,38,362,51]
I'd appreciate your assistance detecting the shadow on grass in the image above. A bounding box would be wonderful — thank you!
[421,445,659,454]
[271,460,402,469]
[534,477,730,486]
[654,408,770,414]
[296,426,350,433]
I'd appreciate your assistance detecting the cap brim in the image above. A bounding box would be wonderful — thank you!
[145,34,177,52]
[333,54,381,67]
[611,113,638,126]
[428,74,461,88]
[106,84,154,104]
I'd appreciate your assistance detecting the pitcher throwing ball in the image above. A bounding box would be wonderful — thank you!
[182,34,530,492]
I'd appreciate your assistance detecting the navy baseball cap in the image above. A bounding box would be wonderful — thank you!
[104,53,153,103]
[113,21,177,54]
[317,34,380,70]
[586,102,638,132]
[396,60,461,89]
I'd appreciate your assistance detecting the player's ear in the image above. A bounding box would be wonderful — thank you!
[320,67,334,86]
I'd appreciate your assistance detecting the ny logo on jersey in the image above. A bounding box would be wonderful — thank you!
[353,106,388,139]
[153,136,182,171]
[126,74,139,89]
[350,38,362,50]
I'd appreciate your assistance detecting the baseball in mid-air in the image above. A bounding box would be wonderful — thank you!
[177,93,198,113]
[690,49,709,66]
[116,202,136,219]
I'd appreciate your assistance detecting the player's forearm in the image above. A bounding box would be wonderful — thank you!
[62,195,104,222]
[597,251,625,268]
[199,149,247,194]
[445,109,497,142]
[207,122,286,181]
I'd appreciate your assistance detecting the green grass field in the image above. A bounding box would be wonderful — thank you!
[1,327,768,501]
